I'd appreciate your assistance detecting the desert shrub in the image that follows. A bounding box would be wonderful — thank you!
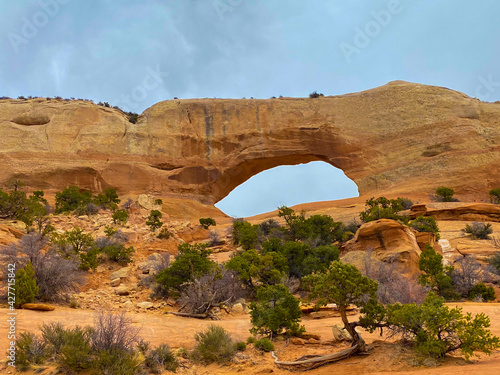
[157,227,171,239]
[191,325,236,364]
[418,245,458,300]
[58,326,94,372]
[79,247,101,271]
[155,243,215,297]
[121,198,134,211]
[112,209,129,225]
[236,342,246,351]
[232,220,260,250]
[85,203,100,215]
[489,188,500,204]
[359,197,409,223]
[178,267,245,315]
[126,112,139,124]
[259,219,280,236]
[396,197,414,210]
[52,227,95,254]
[254,338,274,352]
[450,255,484,297]
[41,322,67,354]
[154,198,163,206]
[462,222,493,240]
[144,344,179,373]
[468,283,496,302]
[199,217,216,229]
[246,336,256,344]
[208,230,222,246]
[226,249,288,290]
[435,186,457,202]
[410,216,440,239]
[309,91,324,98]
[2,234,83,301]
[15,332,48,371]
[93,188,120,210]
[146,209,163,231]
[249,284,304,338]
[55,185,93,213]
[488,251,500,274]
[362,293,500,359]
[90,310,139,352]
[364,253,428,304]
[14,261,39,307]
[0,185,47,226]
[91,348,141,375]
[102,244,134,265]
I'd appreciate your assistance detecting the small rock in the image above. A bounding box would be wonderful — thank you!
[110,278,121,287]
[310,311,329,319]
[301,333,321,340]
[307,338,321,345]
[110,267,131,280]
[423,358,438,367]
[290,338,306,345]
[137,261,150,274]
[123,300,134,308]
[255,367,274,374]
[232,303,244,313]
[137,302,154,309]
[115,286,130,296]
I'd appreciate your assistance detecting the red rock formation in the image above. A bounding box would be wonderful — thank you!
[1,81,500,203]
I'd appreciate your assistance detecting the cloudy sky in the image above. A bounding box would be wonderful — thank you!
[2,0,500,217]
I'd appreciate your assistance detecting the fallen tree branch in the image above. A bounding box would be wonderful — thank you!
[164,311,219,320]
[271,343,361,371]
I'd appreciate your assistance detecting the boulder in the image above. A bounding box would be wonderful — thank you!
[110,278,121,287]
[232,303,244,313]
[110,267,130,280]
[137,302,154,309]
[21,303,55,311]
[114,286,130,296]
[343,219,422,276]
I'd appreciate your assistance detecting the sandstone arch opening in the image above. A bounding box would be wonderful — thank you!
[215,161,359,217]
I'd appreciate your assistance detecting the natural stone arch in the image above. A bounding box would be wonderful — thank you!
[1,81,500,204]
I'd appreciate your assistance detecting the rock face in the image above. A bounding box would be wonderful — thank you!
[343,219,423,275]
[409,203,500,222]
[1,81,500,203]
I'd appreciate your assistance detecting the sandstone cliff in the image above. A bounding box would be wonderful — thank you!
[1,81,500,203]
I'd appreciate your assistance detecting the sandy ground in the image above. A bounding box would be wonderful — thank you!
[1,303,499,374]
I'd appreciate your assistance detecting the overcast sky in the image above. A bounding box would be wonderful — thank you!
[2,0,500,217]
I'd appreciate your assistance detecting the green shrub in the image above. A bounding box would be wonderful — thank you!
[246,336,256,344]
[145,344,179,373]
[146,210,163,231]
[463,222,493,240]
[15,261,39,307]
[155,243,215,296]
[157,227,171,239]
[102,244,134,265]
[236,342,247,351]
[489,188,500,204]
[489,252,500,274]
[418,245,458,300]
[309,91,323,98]
[435,186,457,202]
[191,325,236,364]
[359,197,409,223]
[91,348,140,375]
[93,188,120,210]
[199,217,216,229]
[112,209,129,225]
[410,216,440,239]
[254,338,274,352]
[468,283,496,302]
[362,293,500,359]
[15,332,47,370]
[85,203,100,215]
[154,198,163,206]
[55,185,93,213]
[249,284,304,337]
[79,247,101,271]
[58,326,93,373]
[41,322,67,354]
[104,225,118,237]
